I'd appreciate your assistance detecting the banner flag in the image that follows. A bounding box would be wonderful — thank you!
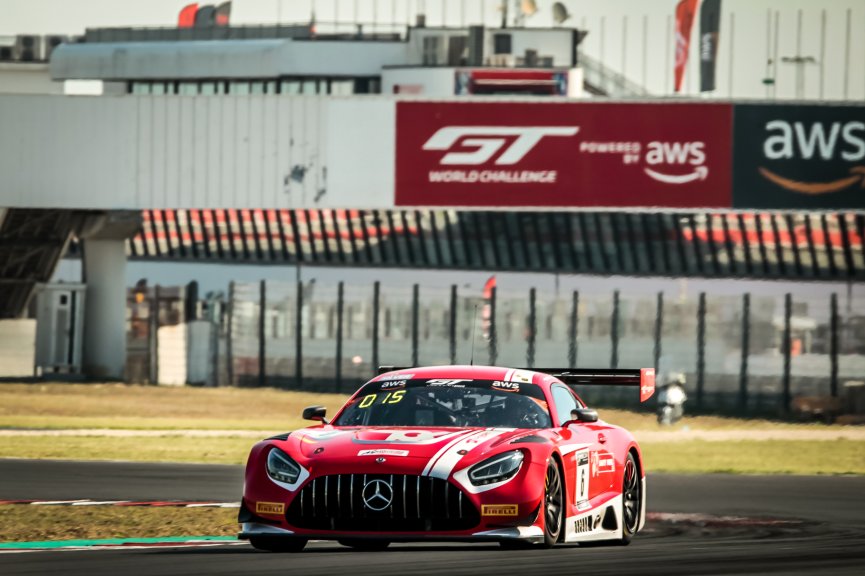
[177,3,198,28]
[700,0,722,92]
[674,0,700,93]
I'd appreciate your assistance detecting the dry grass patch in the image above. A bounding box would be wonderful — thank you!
[0,505,237,542]
[0,435,254,464]
[641,439,865,475]
[0,383,349,431]
[598,408,833,432]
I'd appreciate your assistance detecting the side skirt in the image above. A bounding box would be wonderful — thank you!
[563,494,623,543]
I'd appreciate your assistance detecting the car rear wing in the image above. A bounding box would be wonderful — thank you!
[533,368,656,403]
[377,366,655,402]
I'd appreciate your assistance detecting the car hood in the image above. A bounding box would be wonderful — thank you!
[287,426,530,478]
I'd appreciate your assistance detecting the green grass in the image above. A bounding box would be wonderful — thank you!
[2,381,863,475]
[0,382,841,432]
[0,383,348,431]
[642,439,865,475]
[2,434,863,475]
[0,505,237,542]
[0,435,255,465]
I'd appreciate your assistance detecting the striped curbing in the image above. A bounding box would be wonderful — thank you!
[0,536,243,553]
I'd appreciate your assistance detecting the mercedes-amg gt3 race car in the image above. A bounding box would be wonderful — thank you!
[239,365,655,551]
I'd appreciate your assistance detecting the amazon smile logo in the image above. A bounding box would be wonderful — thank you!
[642,141,708,185]
[758,119,865,195]
[759,166,865,195]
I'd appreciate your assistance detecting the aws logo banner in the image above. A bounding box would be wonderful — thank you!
[395,101,733,208]
[733,104,865,209]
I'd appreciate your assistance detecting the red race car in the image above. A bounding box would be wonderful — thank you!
[239,365,655,552]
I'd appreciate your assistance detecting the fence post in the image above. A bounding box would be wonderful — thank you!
[739,293,751,411]
[610,290,620,369]
[527,288,536,368]
[488,286,498,366]
[411,283,419,367]
[372,281,380,373]
[212,297,222,387]
[150,284,161,384]
[653,291,663,373]
[568,291,579,368]
[830,292,839,398]
[449,285,457,364]
[696,292,706,410]
[335,281,344,393]
[295,280,303,388]
[258,280,266,388]
[226,282,233,386]
[782,292,792,413]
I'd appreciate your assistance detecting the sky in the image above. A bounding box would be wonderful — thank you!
[2,0,864,100]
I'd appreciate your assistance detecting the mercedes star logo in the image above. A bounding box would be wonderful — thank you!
[361,478,393,511]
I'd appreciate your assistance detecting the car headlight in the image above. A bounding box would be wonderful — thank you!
[468,450,524,486]
[266,448,301,485]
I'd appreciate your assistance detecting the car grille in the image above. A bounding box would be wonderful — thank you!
[285,474,480,532]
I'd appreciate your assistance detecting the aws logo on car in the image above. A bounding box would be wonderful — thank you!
[758,120,865,195]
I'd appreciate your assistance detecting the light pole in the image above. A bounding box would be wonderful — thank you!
[781,55,817,99]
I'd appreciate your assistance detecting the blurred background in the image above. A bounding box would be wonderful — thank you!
[1,0,864,425]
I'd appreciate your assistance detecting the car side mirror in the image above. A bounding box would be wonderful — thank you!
[567,408,598,424]
[302,405,328,423]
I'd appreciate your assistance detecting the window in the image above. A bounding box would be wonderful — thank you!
[178,82,198,95]
[330,80,354,95]
[130,82,151,94]
[229,81,250,95]
[281,80,301,94]
[551,385,579,426]
[493,33,512,54]
[422,36,441,65]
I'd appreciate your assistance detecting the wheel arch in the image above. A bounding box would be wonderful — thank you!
[626,444,647,534]
[627,445,643,478]
[549,449,567,543]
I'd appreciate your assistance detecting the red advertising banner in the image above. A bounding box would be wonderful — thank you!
[674,0,699,93]
[395,101,733,209]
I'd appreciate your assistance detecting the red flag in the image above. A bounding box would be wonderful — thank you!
[481,276,496,340]
[674,0,699,93]
[178,3,198,28]
[482,275,496,300]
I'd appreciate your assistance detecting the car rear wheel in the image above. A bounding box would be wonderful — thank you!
[541,459,564,548]
[249,536,307,552]
[621,452,641,545]
[338,539,391,551]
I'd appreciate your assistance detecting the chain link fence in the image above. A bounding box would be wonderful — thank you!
[132,278,865,417]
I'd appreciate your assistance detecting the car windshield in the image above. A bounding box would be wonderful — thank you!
[334,378,552,429]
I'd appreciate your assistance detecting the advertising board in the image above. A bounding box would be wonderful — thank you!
[732,104,865,209]
[395,101,733,208]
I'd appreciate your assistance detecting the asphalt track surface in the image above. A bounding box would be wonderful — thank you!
[2,459,864,575]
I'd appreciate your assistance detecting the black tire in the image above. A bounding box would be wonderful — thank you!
[621,452,642,545]
[249,536,307,552]
[338,539,390,551]
[541,458,565,548]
